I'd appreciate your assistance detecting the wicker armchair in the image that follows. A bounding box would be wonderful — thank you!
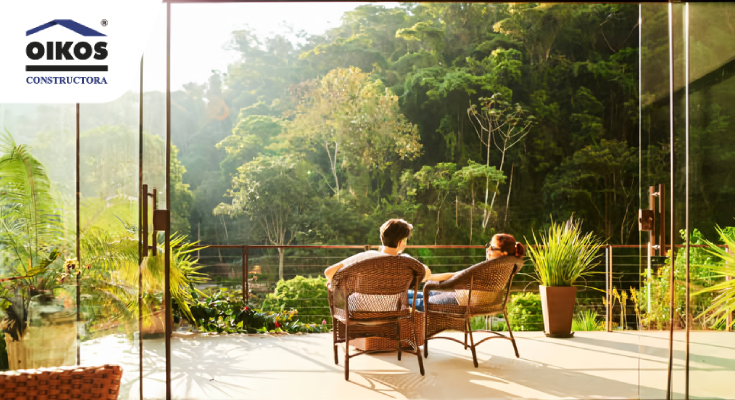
[0,364,123,399]
[328,255,426,380]
[423,255,522,367]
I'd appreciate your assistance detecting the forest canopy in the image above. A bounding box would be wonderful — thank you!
[171,3,652,249]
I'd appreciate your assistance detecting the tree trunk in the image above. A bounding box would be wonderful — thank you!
[504,163,514,229]
[455,195,459,227]
[470,190,474,245]
[482,128,492,229]
[484,141,507,229]
[325,141,340,200]
[278,247,284,281]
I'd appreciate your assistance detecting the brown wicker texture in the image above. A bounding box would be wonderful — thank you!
[352,311,425,351]
[423,255,521,367]
[0,364,123,400]
[329,254,426,380]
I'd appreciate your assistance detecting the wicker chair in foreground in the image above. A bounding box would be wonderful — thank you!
[328,255,426,380]
[423,255,522,367]
[0,364,123,400]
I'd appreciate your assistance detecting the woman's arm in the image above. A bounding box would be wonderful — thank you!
[421,264,433,282]
[426,272,456,282]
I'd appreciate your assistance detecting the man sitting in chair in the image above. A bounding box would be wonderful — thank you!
[324,219,432,284]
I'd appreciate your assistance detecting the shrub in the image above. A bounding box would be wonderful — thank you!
[467,292,543,332]
[506,292,544,331]
[263,276,330,324]
[184,288,328,334]
[572,309,604,331]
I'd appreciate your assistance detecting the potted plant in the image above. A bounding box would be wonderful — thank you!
[526,218,603,338]
[79,226,207,339]
[0,130,73,369]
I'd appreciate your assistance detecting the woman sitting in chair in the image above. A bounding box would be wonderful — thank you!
[409,233,525,311]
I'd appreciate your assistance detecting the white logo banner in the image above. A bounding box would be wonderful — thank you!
[0,0,162,103]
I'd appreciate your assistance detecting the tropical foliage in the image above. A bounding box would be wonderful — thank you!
[185,287,329,334]
[0,130,65,340]
[694,227,735,328]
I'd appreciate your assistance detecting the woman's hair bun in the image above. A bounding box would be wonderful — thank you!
[515,242,526,258]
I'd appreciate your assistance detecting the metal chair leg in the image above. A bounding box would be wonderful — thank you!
[505,311,520,358]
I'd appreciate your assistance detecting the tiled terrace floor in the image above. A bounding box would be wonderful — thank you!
[82,331,734,399]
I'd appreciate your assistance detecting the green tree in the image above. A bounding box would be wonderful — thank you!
[468,93,534,230]
[289,67,422,200]
[544,139,638,243]
[214,155,312,280]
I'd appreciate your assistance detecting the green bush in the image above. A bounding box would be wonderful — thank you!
[262,276,330,324]
[184,287,328,334]
[467,292,543,332]
[572,309,604,331]
[506,292,544,331]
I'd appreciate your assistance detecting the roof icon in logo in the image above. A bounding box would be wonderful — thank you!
[26,19,106,37]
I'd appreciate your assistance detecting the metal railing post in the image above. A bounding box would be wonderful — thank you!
[727,246,733,332]
[245,246,250,304]
[606,245,612,332]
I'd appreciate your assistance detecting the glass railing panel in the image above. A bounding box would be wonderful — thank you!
[686,2,735,399]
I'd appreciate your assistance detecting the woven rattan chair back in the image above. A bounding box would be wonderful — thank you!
[450,256,519,313]
[328,254,426,380]
[331,255,425,321]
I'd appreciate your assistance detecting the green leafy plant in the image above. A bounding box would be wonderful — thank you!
[80,228,208,337]
[470,292,543,332]
[694,227,735,329]
[470,292,544,331]
[506,292,544,331]
[0,130,64,341]
[572,309,603,331]
[635,228,728,330]
[526,218,603,287]
[261,276,329,324]
[185,288,328,334]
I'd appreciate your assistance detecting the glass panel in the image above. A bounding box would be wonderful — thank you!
[0,104,76,371]
[77,62,142,398]
[638,2,689,398]
[139,4,169,400]
[686,3,735,399]
[638,2,668,397]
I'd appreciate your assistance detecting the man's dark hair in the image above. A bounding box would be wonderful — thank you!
[380,219,413,248]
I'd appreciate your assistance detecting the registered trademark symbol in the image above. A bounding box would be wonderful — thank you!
[101,19,108,27]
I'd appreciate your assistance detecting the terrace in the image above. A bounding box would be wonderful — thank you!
[2,2,735,400]
[81,331,734,399]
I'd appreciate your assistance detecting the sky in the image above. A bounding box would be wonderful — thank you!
[141,2,392,92]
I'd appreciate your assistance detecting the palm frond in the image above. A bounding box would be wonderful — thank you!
[694,226,735,328]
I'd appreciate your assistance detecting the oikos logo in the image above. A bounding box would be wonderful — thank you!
[25,19,109,84]
[0,0,161,103]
